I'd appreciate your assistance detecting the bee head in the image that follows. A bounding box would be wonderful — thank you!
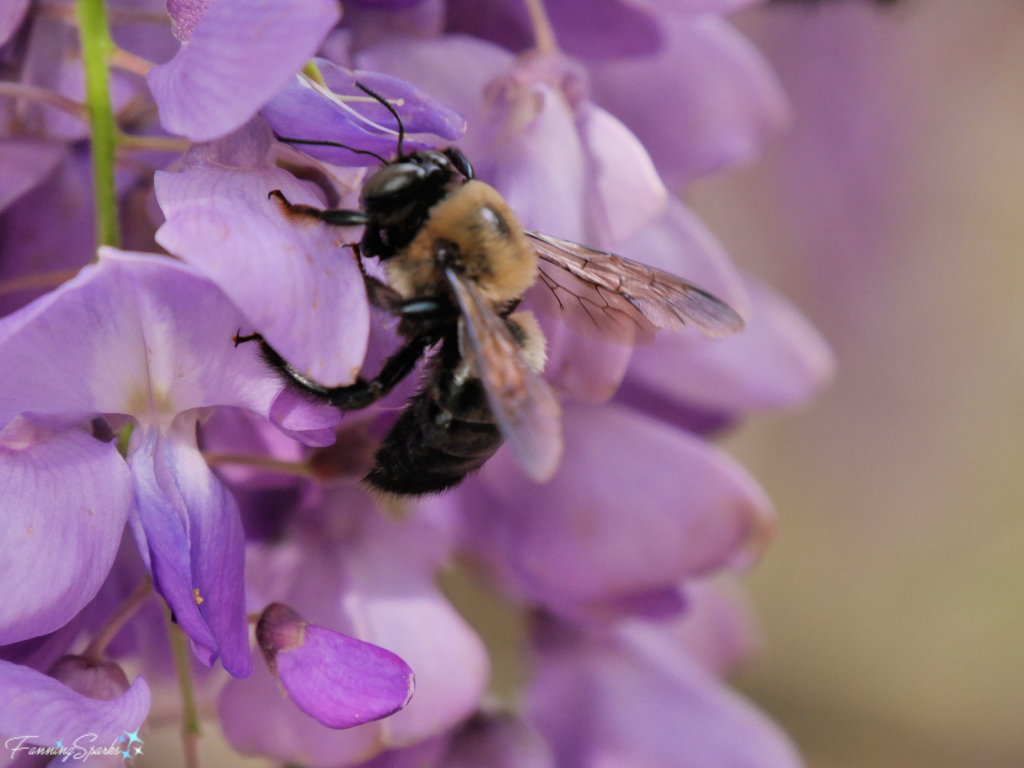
[360,150,463,215]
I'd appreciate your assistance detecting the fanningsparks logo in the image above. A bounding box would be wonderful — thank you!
[5,730,144,762]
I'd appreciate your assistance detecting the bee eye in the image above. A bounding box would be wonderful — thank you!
[360,163,427,210]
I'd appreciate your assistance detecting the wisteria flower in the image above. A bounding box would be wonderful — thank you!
[0,249,338,676]
[0,655,150,758]
[149,0,342,141]
[219,488,489,766]
[0,0,844,765]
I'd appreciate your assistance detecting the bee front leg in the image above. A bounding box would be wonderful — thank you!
[362,274,406,314]
[361,275,459,337]
[268,190,369,227]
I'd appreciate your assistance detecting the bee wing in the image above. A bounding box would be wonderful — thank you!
[445,268,563,482]
[527,230,746,345]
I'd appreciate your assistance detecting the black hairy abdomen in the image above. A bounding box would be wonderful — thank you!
[366,344,502,495]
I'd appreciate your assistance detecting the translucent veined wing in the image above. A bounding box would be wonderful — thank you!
[445,268,563,482]
[527,230,745,345]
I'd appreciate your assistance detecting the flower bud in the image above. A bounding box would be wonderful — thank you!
[47,655,131,701]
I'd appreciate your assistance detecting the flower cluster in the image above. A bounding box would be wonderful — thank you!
[0,0,833,766]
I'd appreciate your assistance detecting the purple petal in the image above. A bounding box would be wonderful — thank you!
[167,0,216,41]
[339,1,446,55]
[648,0,762,12]
[534,310,633,404]
[578,103,667,248]
[354,36,515,161]
[348,0,433,8]
[354,738,449,768]
[441,0,534,56]
[588,14,790,186]
[0,618,83,674]
[619,196,751,316]
[672,578,760,677]
[576,586,688,623]
[0,249,301,427]
[257,603,414,729]
[261,58,466,166]
[16,18,139,142]
[0,0,30,47]
[0,149,95,318]
[148,0,341,141]
[220,494,487,765]
[200,407,307,489]
[522,196,749,405]
[464,401,776,612]
[268,389,342,446]
[623,274,836,416]
[443,0,663,59]
[0,141,65,214]
[155,125,371,388]
[318,63,466,143]
[41,57,136,142]
[529,620,802,768]
[545,0,663,59]
[0,660,149,749]
[0,423,132,645]
[127,423,251,677]
[487,82,587,240]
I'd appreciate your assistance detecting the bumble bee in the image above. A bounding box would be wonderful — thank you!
[243,85,744,495]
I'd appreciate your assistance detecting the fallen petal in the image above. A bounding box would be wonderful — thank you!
[257,603,415,729]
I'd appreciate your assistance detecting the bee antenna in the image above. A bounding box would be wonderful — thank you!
[275,135,388,165]
[355,82,405,159]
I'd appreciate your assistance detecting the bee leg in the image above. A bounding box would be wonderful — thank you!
[258,342,333,398]
[326,334,435,411]
[268,190,369,227]
[233,330,264,347]
[362,274,406,314]
[361,275,459,334]
[395,298,460,337]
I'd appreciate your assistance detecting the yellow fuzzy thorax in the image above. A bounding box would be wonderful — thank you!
[385,180,537,307]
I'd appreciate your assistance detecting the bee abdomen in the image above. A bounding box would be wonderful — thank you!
[365,391,502,494]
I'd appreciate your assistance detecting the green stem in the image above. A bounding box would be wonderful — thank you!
[165,605,202,768]
[75,0,120,251]
[116,420,134,458]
